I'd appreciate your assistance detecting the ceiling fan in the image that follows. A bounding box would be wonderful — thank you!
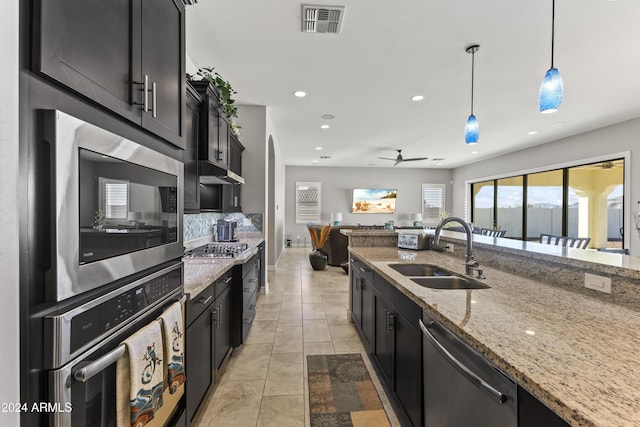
[378,149,428,166]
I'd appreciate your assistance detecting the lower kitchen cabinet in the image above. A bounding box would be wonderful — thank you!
[350,255,374,351]
[185,269,233,424]
[232,249,261,346]
[354,268,422,427]
[518,386,569,427]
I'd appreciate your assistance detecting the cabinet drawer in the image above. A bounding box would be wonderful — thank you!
[242,292,257,342]
[242,254,258,278]
[350,256,373,283]
[214,270,234,299]
[186,284,216,327]
[242,278,258,308]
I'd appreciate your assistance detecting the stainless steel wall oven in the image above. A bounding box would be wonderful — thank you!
[45,262,184,426]
[43,110,184,301]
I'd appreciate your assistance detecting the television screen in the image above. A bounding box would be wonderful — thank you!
[352,188,397,213]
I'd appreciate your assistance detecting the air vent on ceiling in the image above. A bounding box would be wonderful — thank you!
[302,5,345,34]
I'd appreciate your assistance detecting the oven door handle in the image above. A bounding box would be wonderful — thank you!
[73,294,187,383]
[73,345,126,382]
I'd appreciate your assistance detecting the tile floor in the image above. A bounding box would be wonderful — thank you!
[191,248,401,427]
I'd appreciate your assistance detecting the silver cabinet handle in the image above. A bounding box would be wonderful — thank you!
[218,304,222,328]
[197,295,212,305]
[419,319,507,404]
[387,312,395,333]
[225,276,232,284]
[151,81,157,118]
[133,74,149,112]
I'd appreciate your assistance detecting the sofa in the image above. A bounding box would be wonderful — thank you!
[307,225,358,266]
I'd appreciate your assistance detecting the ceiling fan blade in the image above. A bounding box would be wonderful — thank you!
[401,157,429,162]
[393,160,401,166]
[377,156,398,161]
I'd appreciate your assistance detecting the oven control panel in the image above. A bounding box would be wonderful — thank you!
[45,262,183,369]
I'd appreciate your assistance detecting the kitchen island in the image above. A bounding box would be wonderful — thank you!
[350,246,640,427]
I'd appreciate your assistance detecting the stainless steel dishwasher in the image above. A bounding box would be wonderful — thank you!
[419,311,517,427]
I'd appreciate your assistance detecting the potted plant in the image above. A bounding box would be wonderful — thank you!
[307,224,331,271]
[187,67,238,119]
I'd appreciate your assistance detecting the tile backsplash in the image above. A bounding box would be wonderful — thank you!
[183,212,263,242]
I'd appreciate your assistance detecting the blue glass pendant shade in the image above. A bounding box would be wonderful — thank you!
[465,114,479,144]
[539,67,563,113]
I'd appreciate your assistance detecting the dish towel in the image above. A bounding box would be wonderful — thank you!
[116,320,164,427]
[158,301,186,394]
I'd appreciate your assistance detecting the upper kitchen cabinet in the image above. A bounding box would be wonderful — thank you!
[34,0,186,149]
[184,82,202,213]
[190,81,228,167]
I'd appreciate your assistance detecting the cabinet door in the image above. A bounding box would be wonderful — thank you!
[140,0,185,149]
[394,313,422,427]
[351,270,363,327]
[184,84,201,212]
[373,290,394,384]
[229,135,244,175]
[360,277,374,350]
[221,184,241,212]
[217,115,230,166]
[37,0,141,123]
[185,307,213,423]
[214,287,233,370]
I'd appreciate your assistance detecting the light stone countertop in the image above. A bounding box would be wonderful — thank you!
[183,237,264,298]
[350,246,640,427]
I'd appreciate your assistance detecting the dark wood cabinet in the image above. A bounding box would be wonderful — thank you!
[229,134,244,176]
[184,83,202,213]
[191,81,227,167]
[232,251,261,346]
[35,0,186,149]
[351,270,422,427]
[350,256,374,351]
[185,270,234,423]
[518,386,569,427]
[213,286,233,370]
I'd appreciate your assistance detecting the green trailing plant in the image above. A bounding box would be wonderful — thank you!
[187,67,238,118]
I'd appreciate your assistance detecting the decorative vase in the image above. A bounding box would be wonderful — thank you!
[309,249,328,271]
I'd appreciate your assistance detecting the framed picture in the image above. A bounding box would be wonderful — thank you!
[352,188,397,213]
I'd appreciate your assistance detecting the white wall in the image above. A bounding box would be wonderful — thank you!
[452,117,640,254]
[266,110,286,267]
[285,166,453,244]
[0,0,21,424]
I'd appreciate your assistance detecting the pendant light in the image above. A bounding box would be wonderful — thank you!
[464,44,480,145]
[539,0,563,113]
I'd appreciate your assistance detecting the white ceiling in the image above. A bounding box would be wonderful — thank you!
[186,0,640,169]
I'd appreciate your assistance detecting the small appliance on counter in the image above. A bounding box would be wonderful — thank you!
[398,232,433,250]
[216,219,239,242]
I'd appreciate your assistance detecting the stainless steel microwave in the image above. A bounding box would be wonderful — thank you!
[43,110,184,301]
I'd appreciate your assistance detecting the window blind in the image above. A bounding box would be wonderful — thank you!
[296,182,321,223]
[422,184,445,226]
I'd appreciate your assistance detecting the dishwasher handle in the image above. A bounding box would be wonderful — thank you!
[419,319,507,404]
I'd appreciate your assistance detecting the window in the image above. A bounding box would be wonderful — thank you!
[421,184,445,226]
[99,178,129,220]
[472,180,494,229]
[470,157,625,249]
[296,182,321,223]
[497,176,523,238]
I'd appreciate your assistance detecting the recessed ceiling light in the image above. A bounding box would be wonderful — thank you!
[410,95,424,101]
[320,124,330,129]
[315,146,322,150]
[294,91,306,97]
[321,114,336,120]
[528,131,538,135]
[471,151,478,154]
[311,160,318,164]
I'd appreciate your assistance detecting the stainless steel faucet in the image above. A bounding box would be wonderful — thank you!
[433,216,483,277]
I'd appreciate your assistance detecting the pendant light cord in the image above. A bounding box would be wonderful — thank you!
[470,49,475,115]
[550,0,555,68]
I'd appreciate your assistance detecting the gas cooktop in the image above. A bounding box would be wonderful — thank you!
[184,242,249,259]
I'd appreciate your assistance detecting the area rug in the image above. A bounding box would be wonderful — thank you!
[307,353,390,427]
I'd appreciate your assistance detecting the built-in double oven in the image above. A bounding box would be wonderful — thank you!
[41,110,186,426]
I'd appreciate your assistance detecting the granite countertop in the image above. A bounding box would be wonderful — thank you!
[350,246,640,427]
[183,237,264,298]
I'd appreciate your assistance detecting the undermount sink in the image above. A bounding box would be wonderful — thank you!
[389,263,451,277]
[411,276,490,290]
